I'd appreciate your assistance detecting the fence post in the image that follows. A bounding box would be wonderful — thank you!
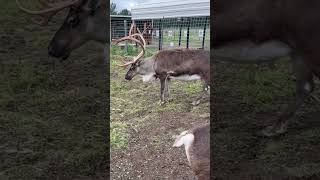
[151,19,154,45]
[186,18,190,49]
[159,18,163,50]
[124,20,128,53]
[202,17,207,49]
[178,18,182,47]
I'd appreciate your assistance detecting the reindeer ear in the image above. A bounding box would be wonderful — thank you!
[90,0,99,15]
[82,0,99,15]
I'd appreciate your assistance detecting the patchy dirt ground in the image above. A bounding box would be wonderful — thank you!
[213,60,320,179]
[110,47,210,179]
[0,1,107,179]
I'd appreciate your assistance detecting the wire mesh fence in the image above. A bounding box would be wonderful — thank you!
[111,16,210,51]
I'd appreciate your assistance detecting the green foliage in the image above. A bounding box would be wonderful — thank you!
[111,2,117,15]
[118,9,131,15]
[110,2,131,15]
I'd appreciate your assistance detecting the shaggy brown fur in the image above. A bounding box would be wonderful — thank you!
[213,0,320,136]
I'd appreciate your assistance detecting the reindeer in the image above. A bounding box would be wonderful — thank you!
[213,0,320,136]
[143,22,152,45]
[113,23,210,105]
[16,0,107,60]
[173,124,210,180]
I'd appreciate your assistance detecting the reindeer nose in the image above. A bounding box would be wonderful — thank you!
[48,45,56,57]
[48,44,65,58]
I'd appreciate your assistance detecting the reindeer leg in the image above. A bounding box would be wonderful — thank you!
[164,77,171,101]
[261,54,314,136]
[159,76,166,105]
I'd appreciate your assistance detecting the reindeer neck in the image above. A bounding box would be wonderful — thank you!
[138,57,155,75]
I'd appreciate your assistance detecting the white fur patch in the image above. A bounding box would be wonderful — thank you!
[141,74,156,82]
[173,131,188,147]
[173,131,195,164]
[170,74,201,81]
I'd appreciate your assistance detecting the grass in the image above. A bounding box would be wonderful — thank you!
[110,122,128,150]
[213,59,320,178]
[0,1,107,179]
[215,60,294,112]
[183,81,203,95]
[286,163,320,177]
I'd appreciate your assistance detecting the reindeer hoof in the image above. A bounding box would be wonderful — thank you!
[191,100,201,106]
[259,124,287,137]
[167,98,173,102]
[158,100,166,106]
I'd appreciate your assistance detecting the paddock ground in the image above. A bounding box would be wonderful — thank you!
[110,46,210,179]
[213,59,320,179]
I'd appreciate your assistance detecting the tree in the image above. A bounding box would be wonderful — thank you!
[111,3,117,15]
[118,9,131,15]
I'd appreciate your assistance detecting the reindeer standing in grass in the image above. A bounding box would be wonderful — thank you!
[113,23,210,105]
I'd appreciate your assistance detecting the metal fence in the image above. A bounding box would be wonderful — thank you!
[111,16,210,51]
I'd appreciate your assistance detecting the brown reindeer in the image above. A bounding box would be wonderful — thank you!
[16,0,107,60]
[173,124,210,180]
[213,0,320,136]
[143,22,152,45]
[113,24,210,105]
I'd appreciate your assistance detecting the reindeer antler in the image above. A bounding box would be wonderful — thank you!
[142,23,151,34]
[112,21,146,67]
[16,0,80,25]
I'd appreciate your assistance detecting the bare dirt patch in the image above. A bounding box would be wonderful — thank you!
[111,112,208,180]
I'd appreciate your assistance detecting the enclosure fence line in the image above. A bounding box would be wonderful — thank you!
[111,16,210,52]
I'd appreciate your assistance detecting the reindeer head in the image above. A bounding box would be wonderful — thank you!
[124,61,141,80]
[16,0,107,60]
[113,22,152,81]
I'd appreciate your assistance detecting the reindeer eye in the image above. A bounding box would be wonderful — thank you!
[67,16,79,27]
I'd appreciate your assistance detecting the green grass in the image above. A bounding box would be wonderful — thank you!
[0,1,107,179]
[183,81,203,95]
[110,122,128,150]
[215,60,294,112]
[286,163,320,177]
[213,59,320,178]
